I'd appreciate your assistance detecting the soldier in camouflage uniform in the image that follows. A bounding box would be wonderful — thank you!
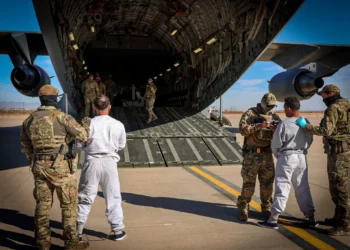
[237,93,281,221]
[20,85,90,250]
[296,84,350,236]
[145,78,158,123]
[104,74,117,103]
[82,74,99,117]
[96,75,106,96]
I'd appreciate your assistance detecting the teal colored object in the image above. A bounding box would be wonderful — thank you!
[296,117,307,128]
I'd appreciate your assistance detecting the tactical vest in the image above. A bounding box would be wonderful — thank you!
[249,107,275,141]
[25,108,66,153]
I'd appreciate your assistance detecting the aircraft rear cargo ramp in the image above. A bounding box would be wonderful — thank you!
[109,107,242,167]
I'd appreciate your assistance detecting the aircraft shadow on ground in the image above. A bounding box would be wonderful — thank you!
[0,126,28,171]
[99,192,263,225]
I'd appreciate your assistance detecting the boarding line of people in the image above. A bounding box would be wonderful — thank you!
[19,83,349,249]
[81,73,117,117]
[81,73,116,116]
[82,75,158,125]
[237,85,349,236]
[20,79,159,250]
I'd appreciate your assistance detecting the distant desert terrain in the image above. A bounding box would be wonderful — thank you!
[0,110,325,119]
[0,110,32,119]
[224,111,324,119]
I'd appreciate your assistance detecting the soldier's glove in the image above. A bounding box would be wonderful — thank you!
[65,152,76,159]
[296,117,307,128]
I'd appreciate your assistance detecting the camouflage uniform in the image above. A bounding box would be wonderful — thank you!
[20,85,89,250]
[98,82,106,96]
[237,93,281,220]
[82,79,99,117]
[145,78,158,123]
[104,77,116,101]
[303,84,350,235]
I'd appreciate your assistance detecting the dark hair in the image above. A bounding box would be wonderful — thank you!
[94,95,110,110]
[284,96,300,111]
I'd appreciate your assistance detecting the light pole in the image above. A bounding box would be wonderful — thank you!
[219,96,223,126]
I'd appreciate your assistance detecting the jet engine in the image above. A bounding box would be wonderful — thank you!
[268,68,324,102]
[11,64,50,97]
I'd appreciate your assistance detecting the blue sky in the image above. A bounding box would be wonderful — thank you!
[0,0,62,104]
[0,0,349,110]
[213,0,350,110]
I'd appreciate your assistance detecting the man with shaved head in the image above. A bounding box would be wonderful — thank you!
[76,95,127,241]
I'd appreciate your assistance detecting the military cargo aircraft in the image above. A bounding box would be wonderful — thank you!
[1,0,350,167]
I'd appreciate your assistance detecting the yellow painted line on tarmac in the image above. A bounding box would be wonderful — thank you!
[189,166,335,250]
[189,166,242,200]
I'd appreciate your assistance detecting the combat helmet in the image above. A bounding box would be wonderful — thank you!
[260,93,277,113]
[261,93,277,107]
[38,85,59,96]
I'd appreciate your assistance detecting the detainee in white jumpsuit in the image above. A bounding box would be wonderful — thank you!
[76,95,127,240]
[258,97,317,229]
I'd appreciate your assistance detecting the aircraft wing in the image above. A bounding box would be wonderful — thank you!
[0,32,48,55]
[258,42,350,71]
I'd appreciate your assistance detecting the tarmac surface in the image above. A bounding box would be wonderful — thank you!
[0,114,349,249]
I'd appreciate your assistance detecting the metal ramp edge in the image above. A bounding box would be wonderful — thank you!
[117,136,242,167]
[78,107,243,168]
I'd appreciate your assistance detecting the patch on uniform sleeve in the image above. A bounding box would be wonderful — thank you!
[49,110,60,122]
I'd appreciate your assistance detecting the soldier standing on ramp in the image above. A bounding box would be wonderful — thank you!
[145,78,158,124]
[296,84,350,236]
[237,93,281,221]
[104,74,117,103]
[20,85,90,250]
[96,75,106,96]
[82,74,99,117]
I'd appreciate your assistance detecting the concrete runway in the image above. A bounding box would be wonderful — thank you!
[0,115,349,249]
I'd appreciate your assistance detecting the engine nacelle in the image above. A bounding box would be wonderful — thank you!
[268,68,324,102]
[11,64,51,97]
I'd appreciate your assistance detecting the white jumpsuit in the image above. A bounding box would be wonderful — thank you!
[269,117,315,223]
[77,115,126,232]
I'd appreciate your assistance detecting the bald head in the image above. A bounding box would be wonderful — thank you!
[94,95,110,111]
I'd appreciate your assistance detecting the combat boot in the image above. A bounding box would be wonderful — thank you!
[262,210,271,220]
[324,217,337,226]
[239,210,248,222]
[65,241,90,250]
[327,226,350,236]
